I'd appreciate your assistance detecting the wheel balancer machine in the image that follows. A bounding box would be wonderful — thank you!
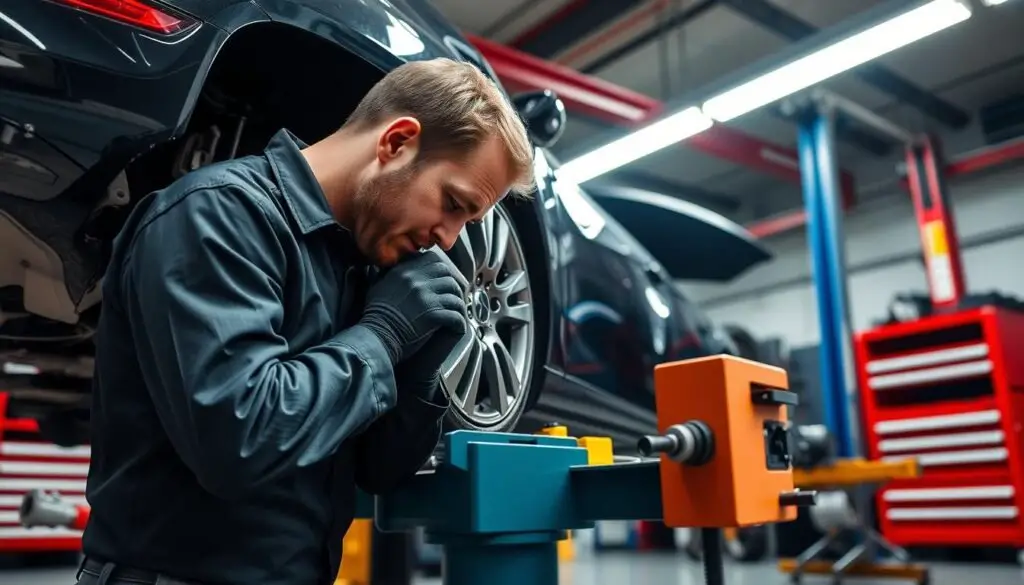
[20,355,817,584]
[364,354,815,584]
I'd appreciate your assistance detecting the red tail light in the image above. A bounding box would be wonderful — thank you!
[52,0,197,35]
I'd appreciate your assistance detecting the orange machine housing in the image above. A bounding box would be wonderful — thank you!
[654,355,798,528]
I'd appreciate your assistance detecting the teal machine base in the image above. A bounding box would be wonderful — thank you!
[356,430,708,585]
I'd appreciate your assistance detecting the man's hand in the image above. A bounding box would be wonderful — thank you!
[360,249,468,366]
[396,248,470,402]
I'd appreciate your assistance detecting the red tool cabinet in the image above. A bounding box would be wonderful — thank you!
[0,392,90,552]
[855,305,1024,548]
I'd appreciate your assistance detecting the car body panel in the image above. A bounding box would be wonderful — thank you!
[0,1,226,194]
[0,0,746,450]
[586,184,773,282]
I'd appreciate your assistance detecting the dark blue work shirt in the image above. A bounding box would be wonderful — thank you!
[82,129,448,585]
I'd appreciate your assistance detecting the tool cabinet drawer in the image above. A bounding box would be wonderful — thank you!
[878,474,1024,547]
[868,405,1017,480]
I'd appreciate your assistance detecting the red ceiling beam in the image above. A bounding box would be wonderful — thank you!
[468,33,857,194]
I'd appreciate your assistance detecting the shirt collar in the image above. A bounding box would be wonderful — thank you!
[264,128,337,236]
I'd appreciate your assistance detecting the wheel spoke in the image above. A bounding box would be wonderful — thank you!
[494,270,528,304]
[448,230,477,284]
[471,212,492,271]
[441,326,476,382]
[481,329,520,414]
[444,334,484,410]
[487,212,510,272]
[497,301,532,326]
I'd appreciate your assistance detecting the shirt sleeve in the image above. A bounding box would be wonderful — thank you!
[120,184,397,499]
[353,374,449,494]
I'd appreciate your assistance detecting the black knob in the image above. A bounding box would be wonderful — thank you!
[639,435,676,457]
[780,490,817,507]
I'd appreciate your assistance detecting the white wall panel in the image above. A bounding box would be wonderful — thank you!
[682,163,1024,346]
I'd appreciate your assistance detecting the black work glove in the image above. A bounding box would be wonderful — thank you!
[396,247,471,402]
[359,248,467,366]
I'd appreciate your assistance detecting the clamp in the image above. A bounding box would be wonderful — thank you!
[358,355,818,585]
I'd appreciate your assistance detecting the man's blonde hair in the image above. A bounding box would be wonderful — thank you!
[344,58,536,198]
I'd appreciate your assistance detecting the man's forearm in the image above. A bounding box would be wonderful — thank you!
[353,377,450,494]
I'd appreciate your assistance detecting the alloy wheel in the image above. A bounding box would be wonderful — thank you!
[441,204,535,427]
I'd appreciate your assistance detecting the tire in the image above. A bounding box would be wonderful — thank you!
[439,201,547,433]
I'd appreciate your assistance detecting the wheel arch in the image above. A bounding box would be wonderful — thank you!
[186,20,391,146]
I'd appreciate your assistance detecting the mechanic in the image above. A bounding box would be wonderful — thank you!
[74,57,536,585]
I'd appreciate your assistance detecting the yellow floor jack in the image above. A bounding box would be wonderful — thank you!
[778,458,928,584]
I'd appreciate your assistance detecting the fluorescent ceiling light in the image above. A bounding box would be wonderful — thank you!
[557,107,713,184]
[702,0,972,122]
[981,0,1010,5]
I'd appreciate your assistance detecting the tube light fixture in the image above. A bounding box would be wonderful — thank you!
[556,0,973,184]
[702,0,972,122]
[557,106,713,184]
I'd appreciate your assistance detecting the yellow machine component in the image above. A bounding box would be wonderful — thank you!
[792,457,919,487]
[536,425,569,438]
[780,457,927,584]
[779,559,930,583]
[335,518,373,585]
[578,436,614,465]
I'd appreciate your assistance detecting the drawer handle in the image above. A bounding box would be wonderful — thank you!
[884,485,1015,502]
[867,343,989,374]
[888,506,1018,521]
[879,430,1004,453]
[882,447,1007,467]
[869,359,992,390]
[875,410,1000,435]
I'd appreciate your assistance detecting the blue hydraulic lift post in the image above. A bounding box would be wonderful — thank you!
[795,101,860,459]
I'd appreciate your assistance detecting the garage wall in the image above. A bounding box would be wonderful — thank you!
[680,162,1024,347]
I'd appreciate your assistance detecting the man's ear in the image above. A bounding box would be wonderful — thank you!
[377,117,422,165]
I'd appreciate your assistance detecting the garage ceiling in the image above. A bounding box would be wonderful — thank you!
[433,0,1024,224]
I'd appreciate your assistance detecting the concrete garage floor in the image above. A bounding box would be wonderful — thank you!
[6,553,1024,585]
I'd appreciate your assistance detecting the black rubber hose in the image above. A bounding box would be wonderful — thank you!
[701,528,725,585]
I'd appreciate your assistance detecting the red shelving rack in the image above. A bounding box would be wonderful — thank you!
[855,305,1024,548]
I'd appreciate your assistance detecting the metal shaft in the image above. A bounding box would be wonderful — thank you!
[701,528,725,585]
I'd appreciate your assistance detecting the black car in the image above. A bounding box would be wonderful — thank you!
[0,0,770,450]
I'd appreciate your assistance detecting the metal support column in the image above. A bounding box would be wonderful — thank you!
[905,136,967,311]
[795,103,859,459]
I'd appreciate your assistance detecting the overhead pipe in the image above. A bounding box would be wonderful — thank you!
[581,0,718,74]
[468,33,857,198]
[511,0,648,59]
[556,0,672,68]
